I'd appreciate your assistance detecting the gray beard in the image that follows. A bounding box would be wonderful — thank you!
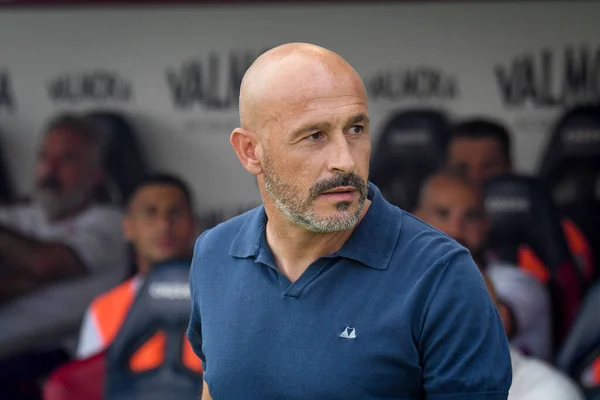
[263,174,366,234]
[34,187,90,221]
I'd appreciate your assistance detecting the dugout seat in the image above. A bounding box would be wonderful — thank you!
[370,109,450,212]
[539,105,600,283]
[483,174,584,347]
[86,111,148,205]
[43,351,105,400]
[556,282,600,398]
[105,258,202,400]
[0,131,14,204]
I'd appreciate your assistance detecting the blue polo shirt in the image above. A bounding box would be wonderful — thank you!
[187,183,511,399]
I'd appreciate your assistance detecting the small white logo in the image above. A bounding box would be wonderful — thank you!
[340,327,357,339]
[149,283,190,300]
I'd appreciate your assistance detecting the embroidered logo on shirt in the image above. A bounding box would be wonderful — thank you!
[340,327,356,339]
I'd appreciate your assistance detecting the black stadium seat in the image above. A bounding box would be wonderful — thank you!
[539,105,600,281]
[86,111,148,205]
[0,131,13,204]
[105,258,202,400]
[482,174,584,347]
[370,109,450,212]
[556,282,600,399]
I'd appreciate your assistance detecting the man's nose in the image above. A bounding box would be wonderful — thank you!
[327,136,356,174]
[156,214,177,232]
[446,218,465,241]
[38,159,58,177]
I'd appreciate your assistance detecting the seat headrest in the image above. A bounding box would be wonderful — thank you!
[557,283,600,381]
[537,106,600,249]
[108,258,193,359]
[540,105,600,178]
[106,258,201,400]
[0,131,13,204]
[483,174,538,242]
[483,174,572,269]
[372,109,449,168]
[370,109,450,210]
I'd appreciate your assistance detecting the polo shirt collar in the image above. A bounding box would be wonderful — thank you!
[229,182,401,270]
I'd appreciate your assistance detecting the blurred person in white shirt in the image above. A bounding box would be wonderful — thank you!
[0,114,128,396]
[483,274,584,400]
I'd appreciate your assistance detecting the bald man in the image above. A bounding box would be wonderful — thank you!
[187,43,511,400]
[414,172,552,361]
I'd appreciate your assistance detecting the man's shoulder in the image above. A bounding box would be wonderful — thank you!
[394,210,468,268]
[195,206,263,252]
[78,204,124,222]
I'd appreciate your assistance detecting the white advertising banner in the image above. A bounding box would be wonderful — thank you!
[0,1,598,213]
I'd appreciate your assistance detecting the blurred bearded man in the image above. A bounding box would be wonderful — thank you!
[187,43,512,400]
[0,114,128,398]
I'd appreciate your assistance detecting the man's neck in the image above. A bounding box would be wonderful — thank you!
[264,200,370,283]
[137,258,151,276]
[41,201,91,224]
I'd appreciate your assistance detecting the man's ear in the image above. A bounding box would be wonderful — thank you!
[230,128,263,176]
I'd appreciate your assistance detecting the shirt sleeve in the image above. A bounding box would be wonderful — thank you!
[420,250,512,399]
[60,208,128,275]
[0,206,19,228]
[187,232,207,371]
[75,306,104,359]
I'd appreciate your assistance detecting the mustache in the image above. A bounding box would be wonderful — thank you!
[37,176,61,192]
[309,173,367,199]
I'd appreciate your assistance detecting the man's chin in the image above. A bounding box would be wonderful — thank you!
[308,206,363,230]
[34,194,64,219]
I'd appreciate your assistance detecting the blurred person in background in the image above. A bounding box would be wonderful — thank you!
[0,114,128,398]
[483,273,584,400]
[445,119,594,285]
[414,171,552,361]
[76,173,201,374]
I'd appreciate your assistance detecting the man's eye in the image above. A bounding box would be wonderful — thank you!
[348,125,364,135]
[307,132,324,141]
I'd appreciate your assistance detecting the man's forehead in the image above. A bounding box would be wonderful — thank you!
[43,129,90,150]
[450,136,502,150]
[427,177,479,204]
[136,185,184,200]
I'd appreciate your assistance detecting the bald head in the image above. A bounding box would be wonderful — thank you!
[230,43,371,233]
[239,43,366,134]
[415,171,489,265]
[417,171,482,211]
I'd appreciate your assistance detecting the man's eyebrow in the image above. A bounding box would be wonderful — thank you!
[348,113,370,125]
[292,113,370,138]
[295,121,332,135]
